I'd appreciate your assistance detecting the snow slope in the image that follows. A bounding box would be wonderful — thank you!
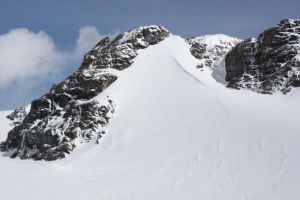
[1,35,300,200]
[0,110,13,141]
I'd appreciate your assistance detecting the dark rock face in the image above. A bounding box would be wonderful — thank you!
[2,25,169,161]
[226,19,300,93]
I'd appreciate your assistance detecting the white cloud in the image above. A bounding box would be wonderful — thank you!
[0,28,63,87]
[74,26,105,58]
[0,26,106,88]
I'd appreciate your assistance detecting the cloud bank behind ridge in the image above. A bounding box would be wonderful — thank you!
[0,26,105,88]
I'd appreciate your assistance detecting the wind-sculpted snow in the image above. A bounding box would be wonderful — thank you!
[1,25,170,160]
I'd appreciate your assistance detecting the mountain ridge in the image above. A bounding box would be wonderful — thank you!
[0,22,300,199]
[1,19,300,161]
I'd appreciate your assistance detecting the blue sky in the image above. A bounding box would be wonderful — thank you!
[0,0,299,110]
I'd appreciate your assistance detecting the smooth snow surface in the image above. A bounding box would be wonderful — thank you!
[1,36,300,200]
[0,110,12,141]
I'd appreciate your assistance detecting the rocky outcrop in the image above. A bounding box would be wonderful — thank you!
[187,34,241,69]
[2,25,170,161]
[6,106,29,126]
[226,19,300,93]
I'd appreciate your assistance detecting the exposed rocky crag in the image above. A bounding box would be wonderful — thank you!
[2,25,170,160]
[226,19,300,93]
[187,34,241,69]
[6,106,30,127]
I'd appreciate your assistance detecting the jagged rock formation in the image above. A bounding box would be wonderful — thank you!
[6,106,30,126]
[2,25,170,160]
[226,19,300,93]
[187,34,241,69]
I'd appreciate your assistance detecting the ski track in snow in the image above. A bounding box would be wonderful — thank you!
[0,35,300,200]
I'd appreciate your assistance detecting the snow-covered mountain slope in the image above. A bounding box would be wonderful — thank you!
[1,25,170,160]
[0,35,300,200]
[3,21,300,161]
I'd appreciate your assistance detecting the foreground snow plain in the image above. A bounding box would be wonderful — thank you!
[1,35,300,200]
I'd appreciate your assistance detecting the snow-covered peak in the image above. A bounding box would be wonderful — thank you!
[187,34,241,69]
[277,18,300,28]
[1,34,300,200]
[118,25,170,45]
[1,21,300,200]
[1,25,170,160]
[189,34,241,50]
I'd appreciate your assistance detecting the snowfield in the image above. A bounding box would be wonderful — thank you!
[1,35,300,200]
[0,110,12,141]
